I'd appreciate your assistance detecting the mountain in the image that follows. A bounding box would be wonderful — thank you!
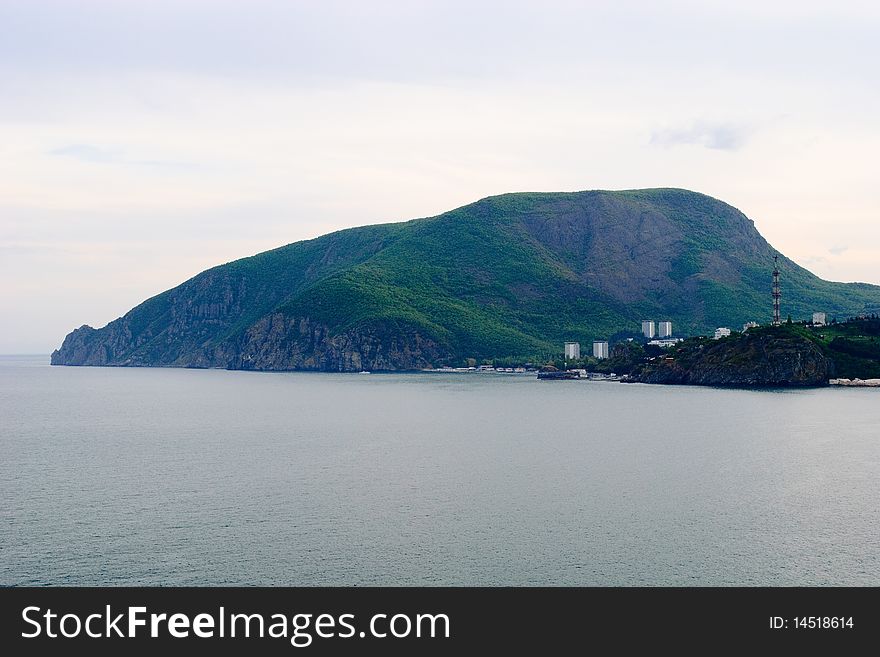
[52,188,880,371]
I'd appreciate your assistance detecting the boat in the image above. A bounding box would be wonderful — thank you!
[536,370,580,380]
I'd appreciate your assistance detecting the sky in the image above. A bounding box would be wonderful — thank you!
[2,0,879,353]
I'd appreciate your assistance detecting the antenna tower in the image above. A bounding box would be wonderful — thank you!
[772,254,781,325]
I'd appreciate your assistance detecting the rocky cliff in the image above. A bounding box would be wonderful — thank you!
[631,326,835,387]
[219,315,450,371]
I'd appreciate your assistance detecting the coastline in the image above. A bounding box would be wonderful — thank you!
[830,378,880,387]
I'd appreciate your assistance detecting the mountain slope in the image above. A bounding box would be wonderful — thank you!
[52,189,880,371]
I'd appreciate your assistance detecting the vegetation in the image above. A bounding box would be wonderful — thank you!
[809,317,880,379]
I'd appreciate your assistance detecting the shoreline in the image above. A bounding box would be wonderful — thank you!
[829,378,880,387]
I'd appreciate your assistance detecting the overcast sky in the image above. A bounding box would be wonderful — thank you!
[2,0,879,353]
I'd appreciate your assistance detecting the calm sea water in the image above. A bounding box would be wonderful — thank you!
[1,355,878,586]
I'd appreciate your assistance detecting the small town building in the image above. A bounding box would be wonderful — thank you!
[812,312,827,326]
[714,327,732,340]
[648,338,683,348]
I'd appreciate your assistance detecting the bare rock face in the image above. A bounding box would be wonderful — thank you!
[217,315,451,371]
[51,322,140,366]
[53,314,451,372]
[51,325,106,366]
[633,329,834,387]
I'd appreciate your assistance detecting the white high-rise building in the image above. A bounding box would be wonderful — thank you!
[592,341,609,360]
[812,312,827,326]
[641,320,656,339]
[564,342,581,360]
[658,321,672,338]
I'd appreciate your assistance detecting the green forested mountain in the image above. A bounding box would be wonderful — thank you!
[52,189,880,371]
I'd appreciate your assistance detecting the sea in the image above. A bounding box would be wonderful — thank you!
[2,354,878,586]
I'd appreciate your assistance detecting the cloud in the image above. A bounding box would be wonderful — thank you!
[49,144,195,170]
[50,144,122,163]
[650,121,754,151]
[828,244,849,255]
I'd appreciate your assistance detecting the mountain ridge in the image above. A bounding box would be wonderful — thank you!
[52,188,880,371]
